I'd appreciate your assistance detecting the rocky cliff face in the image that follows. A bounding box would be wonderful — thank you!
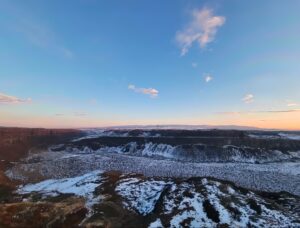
[0,127,82,188]
[53,129,300,164]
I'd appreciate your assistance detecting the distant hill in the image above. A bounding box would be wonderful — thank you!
[98,124,264,131]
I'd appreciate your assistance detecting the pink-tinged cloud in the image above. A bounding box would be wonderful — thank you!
[128,84,159,98]
[286,100,298,107]
[176,8,225,56]
[0,92,31,104]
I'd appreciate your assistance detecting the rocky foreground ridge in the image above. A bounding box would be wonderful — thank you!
[1,170,300,227]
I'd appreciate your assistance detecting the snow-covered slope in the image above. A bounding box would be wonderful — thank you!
[17,171,300,227]
[18,170,103,209]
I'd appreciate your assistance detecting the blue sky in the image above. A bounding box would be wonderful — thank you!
[1,0,300,129]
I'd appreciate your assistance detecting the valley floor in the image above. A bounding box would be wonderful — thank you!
[7,149,300,196]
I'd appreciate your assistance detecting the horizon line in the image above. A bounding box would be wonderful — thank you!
[1,124,300,131]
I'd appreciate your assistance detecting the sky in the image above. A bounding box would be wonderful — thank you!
[0,0,300,130]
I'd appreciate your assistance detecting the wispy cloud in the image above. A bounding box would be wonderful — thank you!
[15,19,53,48]
[89,99,98,105]
[5,2,73,58]
[176,8,225,56]
[55,112,88,117]
[218,111,242,115]
[218,109,300,115]
[74,112,88,117]
[286,100,298,107]
[204,74,213,82]
[60,47,74,59]
[128,84,159,98]
[0,92,31,104]
[242,94,254,104]
[263,109,300,113]
[192,62,198,68]
[15,20,73,58]
[287,103,298,107]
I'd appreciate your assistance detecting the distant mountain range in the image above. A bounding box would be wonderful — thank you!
[95,124,264,131]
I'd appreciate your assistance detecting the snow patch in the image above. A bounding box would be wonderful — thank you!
[248,133,280,139]
[141,143,175,159]
[148,219,163,228]
[115,177,169,215]
[18,170,103,208]
[279,133,300,140]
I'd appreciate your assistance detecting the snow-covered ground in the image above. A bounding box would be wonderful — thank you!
[160,178,298,227]
[248,132,300,140]
[279,133,300,140]
[72,129,109,142]
[18,170,103,210]
[55,142,300,164]
[16,170,300,227]
[116,177,168,215]
[72,129,162,142]
[7,148,300,196]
